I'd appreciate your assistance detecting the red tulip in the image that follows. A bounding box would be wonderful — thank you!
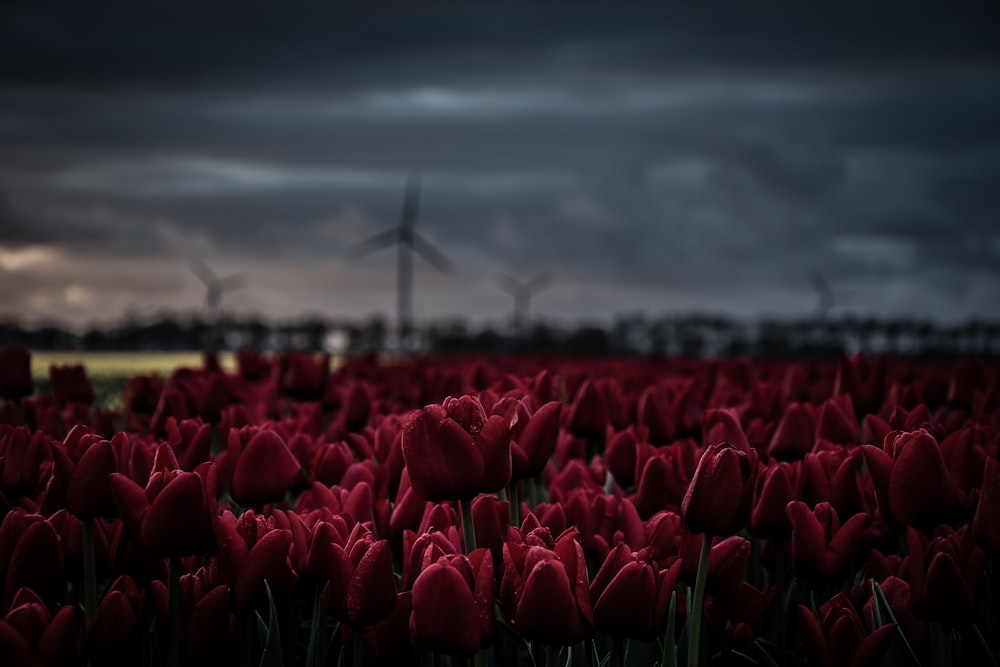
[471,494,509,553]
[109,445,217,558]
[49,364,95,406]
[48,510,113,579]
[906,527,988,625]
[814,395,858,445]
[767,402,816,460]
[604,425,642,488]
[801,446,864,519]
[322,526,397,628]
[566,380,609,440]
[750,463,795,540]
[84,575,144,667]
[164,416,213,471]
[702,408,750,454]
[796,596,897,667]
[972,456,1000,554]
[66,437,118,519]
[2,511,64,601]
[863,429,959,527]
[633,443,693,518]
[148,569,236,661]
[310,441,354,487]
[235,527,299,610]
[508,400,561,480]
[678,534,768,623]
[786,501,867,583]
[410,548,495,656]
[0,424,33,497]
[589,543,679,640]
[682,442,757,536]
[637,384,674,445]
[501,530,593,645]
[235,348,272,383]
[0,589,77,667]
[401,396,512,501]
[0,345,33,403]
[227,427,302,508]
[277,351,330,402]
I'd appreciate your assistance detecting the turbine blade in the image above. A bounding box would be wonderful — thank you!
[188,258,217,286]
[345,229,399,258]
[810,271,834,315]
[412,233,452,274]
[400,171,421,231]
[495,272,522,296]
[219,273,248,292]
[525,273,553,294]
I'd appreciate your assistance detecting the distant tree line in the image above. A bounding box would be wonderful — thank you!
[0,313,997,358]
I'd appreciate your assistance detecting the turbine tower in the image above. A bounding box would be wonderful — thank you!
[189,258,247,317]
[810,271,835,320]
[496,272,552,333]
[351,172,451,345]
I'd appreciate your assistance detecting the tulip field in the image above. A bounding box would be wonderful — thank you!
[0,345,998,667]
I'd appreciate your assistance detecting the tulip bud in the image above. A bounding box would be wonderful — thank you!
[402,397,512,501]
[682,443,757,536]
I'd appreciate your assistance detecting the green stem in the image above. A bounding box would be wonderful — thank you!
[545,644,559,667]
[509,482,521,528]
[969,624,999,667]
[474,645,489,667]
[353,628,364,667]
[611,635,625,667]
[931,622,952,667]
[305,588,321,667]
[460,496,477,554]
[82,518,97,626]
[774,545,787,667]
[460,495,488,667]
[662,590,678,667]
[687,535,712,667]
[286,597,297,667]
[240,611,253,667]
[168,555,181,667]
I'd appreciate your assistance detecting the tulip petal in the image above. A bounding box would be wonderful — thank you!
[347,540,397,627]
[231,430,301,508]
[477,415,512,493]
[410,562,481,656]
[515,560,587,645]
[141,472,214,557]
[402,407,483,501]
[593,560,656,639]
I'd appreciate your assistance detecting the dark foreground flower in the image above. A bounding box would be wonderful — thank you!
[410,548,494,656]
[402,395,512,501]
[682,442,757,536]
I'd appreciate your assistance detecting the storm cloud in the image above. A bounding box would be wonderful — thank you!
[1,1,998,329]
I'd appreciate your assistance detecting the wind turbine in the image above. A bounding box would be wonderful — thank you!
[189,258,247,317]
[496,272,552,332]
[350,172,452,344]
[810,271,835,320]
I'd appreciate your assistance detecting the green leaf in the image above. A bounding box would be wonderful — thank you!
[305,588,322,667]
[258,580,284,667]
[871,580,920,666]
[494,612,535,666]
[871,580,886,629]
[754,640,779,667]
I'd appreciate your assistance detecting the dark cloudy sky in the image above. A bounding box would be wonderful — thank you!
[1,1,998,330]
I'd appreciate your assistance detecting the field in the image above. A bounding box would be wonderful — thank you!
[2,348,998,667]
[30,351,236,410]
[31,351,235,379]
